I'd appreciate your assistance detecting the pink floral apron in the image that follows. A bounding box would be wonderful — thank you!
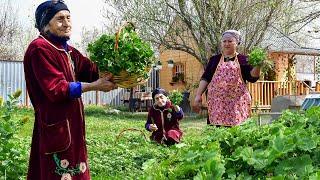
[207,55,251,126]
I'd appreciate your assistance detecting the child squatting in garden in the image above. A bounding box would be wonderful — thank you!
[145,88,184,146]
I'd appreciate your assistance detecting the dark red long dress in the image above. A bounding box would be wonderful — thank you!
[24,35,98,180]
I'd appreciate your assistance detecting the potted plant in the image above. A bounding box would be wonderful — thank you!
[177,72,185,82]
[172,76,179,82]
[171,72,185,83]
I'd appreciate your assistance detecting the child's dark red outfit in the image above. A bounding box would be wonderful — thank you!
[145,101,184,145]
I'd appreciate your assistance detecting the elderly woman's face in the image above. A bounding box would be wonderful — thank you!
[47,10,72,38]
[154,94,167,107]
[221,34,238,55]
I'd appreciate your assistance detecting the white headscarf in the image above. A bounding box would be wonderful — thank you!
[222,30,241,45]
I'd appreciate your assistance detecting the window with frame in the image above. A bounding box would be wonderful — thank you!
[172,63,185,82]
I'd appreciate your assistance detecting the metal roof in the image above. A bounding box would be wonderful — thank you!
[260,26,320,56]
[261,26,301,50]
[268,47,320,56]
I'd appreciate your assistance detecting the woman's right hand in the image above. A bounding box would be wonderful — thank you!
[149,124,158,132]
[82,74,117,93]
[194,80,207,108]
[93,77,117,92]
[194,95,202,107]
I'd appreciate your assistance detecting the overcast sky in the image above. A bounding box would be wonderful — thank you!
[12,0,107,42]
[9,0,319,48]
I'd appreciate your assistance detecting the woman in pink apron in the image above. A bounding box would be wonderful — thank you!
[194,30,261,126]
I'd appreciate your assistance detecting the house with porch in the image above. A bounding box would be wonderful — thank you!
[157,26,320,112]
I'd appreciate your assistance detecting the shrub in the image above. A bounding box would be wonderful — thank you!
[0,90,29,179]
[168,90,183,106]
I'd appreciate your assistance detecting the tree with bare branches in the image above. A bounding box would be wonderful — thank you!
[0,0,38,61]
[72,27,102,56]
[0,0,21,60]
[104,0,320,66]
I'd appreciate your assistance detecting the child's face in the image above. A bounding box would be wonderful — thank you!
[154,94,168,107]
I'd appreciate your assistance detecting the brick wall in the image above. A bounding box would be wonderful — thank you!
[269,52,290,81]
[159,50,204,108]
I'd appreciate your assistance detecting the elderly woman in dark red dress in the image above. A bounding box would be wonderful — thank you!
[24,1,117,179]
[194,30,260,126]
[145,88,184,146]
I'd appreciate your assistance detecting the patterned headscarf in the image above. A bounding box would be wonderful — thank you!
[35,0,69,31]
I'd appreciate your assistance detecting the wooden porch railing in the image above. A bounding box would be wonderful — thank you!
[247,81,311,111]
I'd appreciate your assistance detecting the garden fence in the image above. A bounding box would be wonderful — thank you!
[0,60,158,107]
[247,80,312,111]
[1,60,312,110]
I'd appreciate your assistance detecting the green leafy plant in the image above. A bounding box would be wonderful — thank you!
[87,23,155,81]
[142,108,320,179]
[248,47,267,66]
[4,105,320,179]
[168,90,183,105]
[172,72,185,82]
[0,90,29,178]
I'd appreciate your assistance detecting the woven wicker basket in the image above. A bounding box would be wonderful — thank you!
[99,22,151,89]
[100,69,150,88]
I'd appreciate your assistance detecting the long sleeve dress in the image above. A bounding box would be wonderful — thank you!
[24,34,99,180]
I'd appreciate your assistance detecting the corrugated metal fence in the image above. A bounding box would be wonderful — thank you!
[0,60,28,105]
[0,60,158,107]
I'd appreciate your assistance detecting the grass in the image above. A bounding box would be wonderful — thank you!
[14,105,207,179]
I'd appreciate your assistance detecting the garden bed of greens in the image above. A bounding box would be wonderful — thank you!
[1,104,320,179]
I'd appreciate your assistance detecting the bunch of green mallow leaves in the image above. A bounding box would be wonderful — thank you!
[87,23,155,88]
[248,47,267,66]
[142,107,320,179]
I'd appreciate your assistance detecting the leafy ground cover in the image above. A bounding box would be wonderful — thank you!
[1,105,320,179]
[3,105,206,179]
[142,109,320,179]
